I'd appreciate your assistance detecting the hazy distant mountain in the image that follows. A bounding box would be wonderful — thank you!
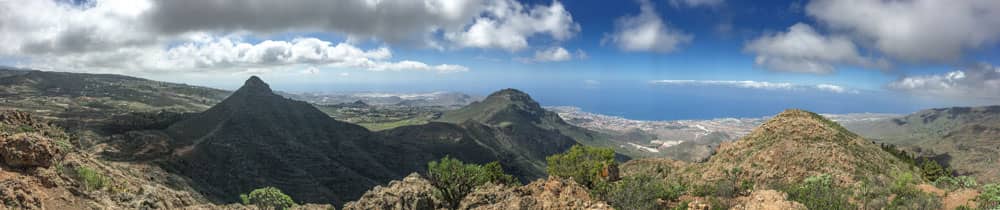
[845,105,1000,183]
[287,91,480,107]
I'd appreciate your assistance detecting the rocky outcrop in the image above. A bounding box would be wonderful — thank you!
[731,190,806,210]
[0,179,44,209]
[0,133,61,168]
[344,174,612,210]
[342,173,439,210]
[458,177,612,210]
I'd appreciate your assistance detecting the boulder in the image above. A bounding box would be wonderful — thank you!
[731,190,806,210]
[0,179,44,209]
[342,173,438,210]
[458,176,612,210]
[0,133,61,168]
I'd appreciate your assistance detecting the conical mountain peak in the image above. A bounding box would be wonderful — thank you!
[233,76,273,96]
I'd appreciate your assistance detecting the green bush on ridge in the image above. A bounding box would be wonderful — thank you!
[545,145,615,189]
[239,187,296,210]
[426,156,518,210]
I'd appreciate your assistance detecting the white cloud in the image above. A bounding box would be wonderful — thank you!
[888,63,1000,99]
[444,0,579,51]
[24,35,467,74]
[301,66,320,75]
[806,0,1000,62]
[1,0,583,76]
[575,49,589,59]
[669,0,724,8]
[602,0,692,53]
[815,84,858,94]
[651,80,795,90]
[745,23,889,74]
[651,79,857,94]
[533,47,572,62]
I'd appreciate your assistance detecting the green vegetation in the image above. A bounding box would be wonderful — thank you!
[74,166,110,191]
[239,187,296,210]
[933,175,978,190]
[887,172,941,210]
[596,175,674,210]
[426,156,518,209]
[545,145,615,189]
[879,143,954,182]
[783,174,855,209]
[979,183,1000,210]
[358,118,429,131]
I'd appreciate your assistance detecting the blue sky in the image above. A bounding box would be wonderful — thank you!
[2,0,1000,119]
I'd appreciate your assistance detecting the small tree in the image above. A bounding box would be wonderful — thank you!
[602,175,672,210]
[545,145,615,189]
[427,156,518,209]
[784,174,855,209]
[980,183,1000,210]
[240,187,296,210]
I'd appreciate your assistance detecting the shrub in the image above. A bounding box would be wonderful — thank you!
[427,156,518,209]
[240,187,296,210]
[979,183,1000,210]
[75,166,109,191]
[600,175,671,210]
[919,157,951,182]
[784,174,855,209]
[933,176,978,190]
[545,145,615,189]
[887,172,941,210]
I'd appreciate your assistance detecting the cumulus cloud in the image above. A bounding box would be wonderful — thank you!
[444,0,579,51]
[0,0,156,56]
[815,84,858,94]
[669,0,724,8]
[26,35,467,74]
[806,0,1000,62]
[888,63,1000,99]
[745,23,889,74]
[533,47,572,62]
[602,0,693,53]
[651,79,857,94]
[0,0,476,75]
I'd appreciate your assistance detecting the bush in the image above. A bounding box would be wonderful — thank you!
[887,172,941,210]
[933,176,978,190]
[919,157,951,182]
[427,156,518,209]
[599,175,671,210]
[239,187,296,210]
[979,183,1000,210]
[784,174,855,209]
[545,145,615,189]
[75,166,109,191]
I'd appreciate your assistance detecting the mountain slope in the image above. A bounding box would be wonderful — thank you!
[0,68,229,132]
[624,109,920,189]
[845,105,1000,183]
[164,76,408,205]
[160,77,563,206]
[435,89,613,176]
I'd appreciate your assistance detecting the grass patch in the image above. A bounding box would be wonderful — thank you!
[359,119,428,131]
[75,166,110,191]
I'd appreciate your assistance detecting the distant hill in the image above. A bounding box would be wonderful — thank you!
[159,77,585,207]
[0,68,229,130]
[845,105,1000,183]
[438,89,633,160]
[624,109,920,188]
